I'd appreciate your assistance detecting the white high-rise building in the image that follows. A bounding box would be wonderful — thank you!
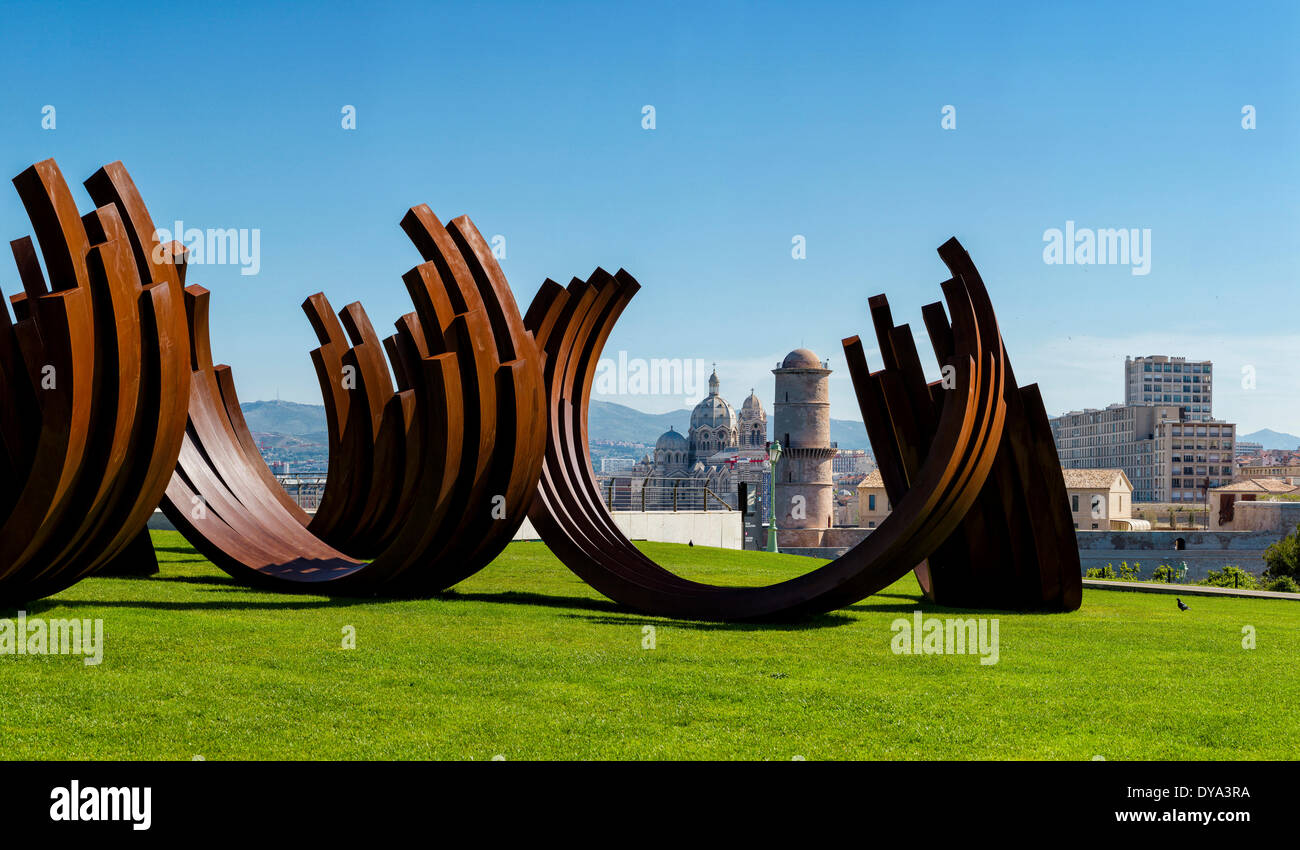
[1124,355,1213,422]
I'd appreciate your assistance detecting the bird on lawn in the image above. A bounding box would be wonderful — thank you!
[1177,598,1189,611]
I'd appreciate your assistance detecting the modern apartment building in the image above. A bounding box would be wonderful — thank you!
[832,449,875,477]
[1050,404,1235,502]
[1124,355,1213,422]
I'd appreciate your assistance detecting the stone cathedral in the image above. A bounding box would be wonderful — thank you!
[632,368,770,500]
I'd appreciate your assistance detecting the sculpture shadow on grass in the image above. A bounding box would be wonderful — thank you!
[567,612,859,632]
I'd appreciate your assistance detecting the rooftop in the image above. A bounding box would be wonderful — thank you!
[1061,468,1130,490]
[856,470,884,489]
[1211,478,1300,495]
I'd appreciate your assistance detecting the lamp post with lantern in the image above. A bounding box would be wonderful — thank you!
[766,440,782,553]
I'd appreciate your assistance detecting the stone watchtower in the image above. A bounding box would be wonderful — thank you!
[772,348,835,531]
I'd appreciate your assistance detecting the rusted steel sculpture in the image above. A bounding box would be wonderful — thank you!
[522,242,1081,620]
[1,158,1079,619]
[159,205,546,595]
[0,160,191,605]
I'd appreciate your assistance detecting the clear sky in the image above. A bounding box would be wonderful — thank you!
[2,0,1296,434]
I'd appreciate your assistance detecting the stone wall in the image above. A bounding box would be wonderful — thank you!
[1076,528,1286,580]
[1234,501,1300,533]
[511,511,743,550]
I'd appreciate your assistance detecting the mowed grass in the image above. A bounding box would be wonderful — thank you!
[2,530,1298,760]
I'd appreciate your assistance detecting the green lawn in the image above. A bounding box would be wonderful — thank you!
[2,530,1298,760]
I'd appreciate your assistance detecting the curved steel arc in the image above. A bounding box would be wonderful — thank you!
[524,250,1015,621]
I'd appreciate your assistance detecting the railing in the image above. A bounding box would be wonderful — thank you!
[272,472,760,516]
[594,476,746,513]
[273,474,329,510]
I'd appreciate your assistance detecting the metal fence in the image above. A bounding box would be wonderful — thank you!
[593,475,756,513]
[275,473,762,517]
[274,474,328,510]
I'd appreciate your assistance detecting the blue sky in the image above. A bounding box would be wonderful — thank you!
[2,0,1296,434]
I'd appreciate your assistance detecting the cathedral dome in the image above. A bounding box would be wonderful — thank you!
[781,348,823,369]
[690,367,737,431]
[690,394,737,430]
[741,390,763,412]
[655,428,689,450]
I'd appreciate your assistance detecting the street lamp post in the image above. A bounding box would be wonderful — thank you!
[766,440,782,553]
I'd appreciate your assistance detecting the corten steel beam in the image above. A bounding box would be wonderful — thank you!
[157,206,546,596]
[0,160,192,605]
[523,241,1081,620]
[852,240,1082,611]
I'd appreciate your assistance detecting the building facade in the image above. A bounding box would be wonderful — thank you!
[857,467,1142,531]
[1051,404,1235,503]
[1124,355,1213,422]
[832,449,875,477]
[1060,468,1141,530]
[855,470,890,528]
[1238,463,1300,486]
[1208,478,1300,530]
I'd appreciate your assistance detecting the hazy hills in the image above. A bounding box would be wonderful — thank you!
[241,398,875,452]
[588,401,871,451]
[1240,429,1300,451]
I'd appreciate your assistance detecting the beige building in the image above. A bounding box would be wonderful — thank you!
[1060,468,1143,530]
[857,467,1143,531]
[1050,404,1235,502]
[1208,478,1300,530]
[855,470,891,528]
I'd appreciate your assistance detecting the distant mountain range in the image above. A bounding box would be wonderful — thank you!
[240,398,875,452]
[587,401,688,445]
[241,400,327,443]
[1240,429,1300,451]
[241,398,1300,457]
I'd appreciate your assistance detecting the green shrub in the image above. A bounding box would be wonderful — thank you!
[1117,561,1141,581]
[1264,575,1299,594]
[1263,523,1300,581]
[1085,564,1116,579]
[1196,565,1259,590]
[1150,564,1177,583]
